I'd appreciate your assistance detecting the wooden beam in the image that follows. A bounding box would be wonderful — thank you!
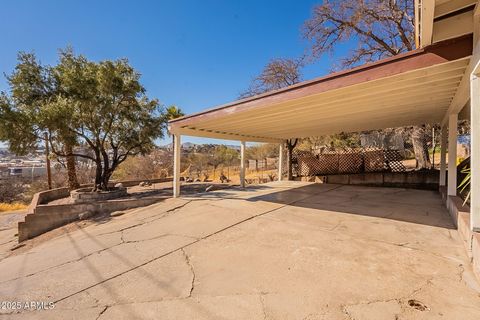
[442,33,480,125]
[433,10,474,43]
[197,84,459,131]
[169,126,282,143]
[435,0,477,18]
[415,0,420,48]
[195,66,467,129]
[249,105,449,137]
[170,35,472,129]
[420,0,435,46]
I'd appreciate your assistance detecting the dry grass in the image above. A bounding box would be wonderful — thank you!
[0,202,27,213]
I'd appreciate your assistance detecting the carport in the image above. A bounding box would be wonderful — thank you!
[169,1,480,235]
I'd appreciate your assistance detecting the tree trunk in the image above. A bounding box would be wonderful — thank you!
[412,125,431,170]
[65,143,80,190]
[286,139,298,180]
[93,152,102,191]
[101,169,112,191]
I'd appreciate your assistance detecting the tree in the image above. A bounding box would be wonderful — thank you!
[188,152,210,180]
[165,105,185,151]
[286,139,298,180]
[221,147,239,179]
[303,0,414,69]
[0,52,81,189]
[246,143,278,171]
[209,145,233,179]
[302,0,431,169]
[1,49,166,191]
[241,59,303,179]
[113,149,172,181]
[240,58,303,98]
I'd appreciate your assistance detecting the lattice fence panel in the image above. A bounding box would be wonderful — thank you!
[385,150,407,172]
[338,150,363,174]
[364,149,386,172]
[290,147,406,177]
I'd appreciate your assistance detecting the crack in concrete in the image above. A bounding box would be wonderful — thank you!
[0,238,16,246]
[259,294,267,320]
[457,263,465,282]
[48,190,330,306]
[0,201,197,281]
[95,305,108,320]
[0,242,122,285]
[0,232,200,285]
[94,201,194,238]
[341,277,434,318]
[258,208,466,265]
[181,249,195,298]
[122,232,199,245]
[6,184,449,316]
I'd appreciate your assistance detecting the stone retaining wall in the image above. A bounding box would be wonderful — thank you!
[18,197,163,242]
[71,187,128,203]
[110,177,172,187]
[18,178,172,242]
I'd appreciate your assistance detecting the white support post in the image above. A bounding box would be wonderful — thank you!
[439,125,447,186]
[240,141,246,188]
[471,64,480,231]
[278,143,284,181]
[173,134,181,198]
[448,113,458,196]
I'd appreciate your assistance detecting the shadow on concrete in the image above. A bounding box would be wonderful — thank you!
[230,183,454,229]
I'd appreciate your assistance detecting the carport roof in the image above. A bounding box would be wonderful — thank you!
[169,35,473,143]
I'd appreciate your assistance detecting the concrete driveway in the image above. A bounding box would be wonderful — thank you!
[1,182,479,319]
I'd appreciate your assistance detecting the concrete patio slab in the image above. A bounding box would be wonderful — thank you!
[0,182,479,319]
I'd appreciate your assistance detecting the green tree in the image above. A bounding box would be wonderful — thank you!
[0,52,81,189]
[165,105,185,153]
[209,145,230,179]
[1,49,166,191]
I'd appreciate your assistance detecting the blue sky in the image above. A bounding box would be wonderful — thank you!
[0,0,350,146]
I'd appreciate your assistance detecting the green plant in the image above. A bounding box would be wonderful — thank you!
[458,166,471,206]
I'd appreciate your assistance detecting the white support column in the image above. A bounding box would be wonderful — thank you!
[278,143,284,181]
[240,141,246,188]
[173,134,181,198]
[471,64,480,231]
[448,113,458,196]
[439,125,447,186]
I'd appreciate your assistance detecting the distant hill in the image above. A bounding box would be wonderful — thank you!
[159,142,240,151]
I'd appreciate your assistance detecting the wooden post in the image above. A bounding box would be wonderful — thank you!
[44,133,52,190]
[240,141,246,188]
[447,113,458,196]
[278,142,284,181]
[439,126,447,186]
[173,134,181,197]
